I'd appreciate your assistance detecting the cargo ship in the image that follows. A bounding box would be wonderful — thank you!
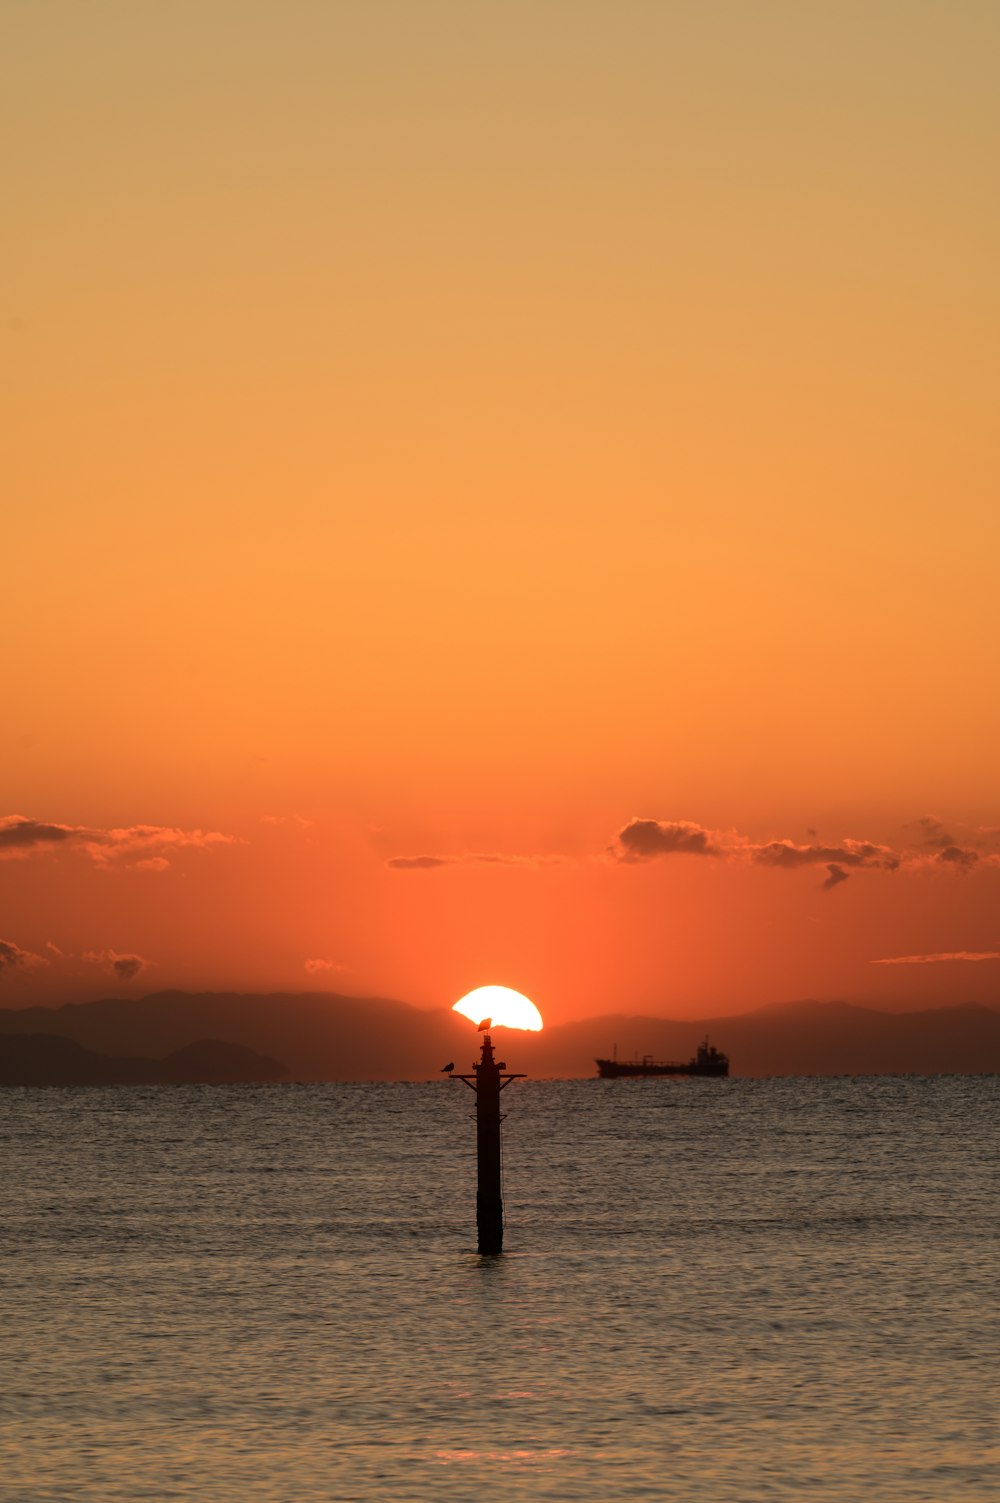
[595,1038,729,1079]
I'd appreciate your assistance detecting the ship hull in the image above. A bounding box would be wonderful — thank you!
[595,1058,729,1079]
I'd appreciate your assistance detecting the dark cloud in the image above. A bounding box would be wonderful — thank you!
[606,813,994,882]
[0,938,46,973]
[852,842,900,870]
[615,819,721,862]
[904,817,1000,865]
[387,855,452,870]
[83,949,149,982]
[607,815,914,879]
[0,816,79,850]
[754,841,839,869]
[753,839,898,872]
[908,815,956,849]
[1,939,29,971]
[0,813,236,867]
[112,955,145,981]
[937,845,979,870]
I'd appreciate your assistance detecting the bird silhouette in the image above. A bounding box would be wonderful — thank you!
[441,1062,455,1073]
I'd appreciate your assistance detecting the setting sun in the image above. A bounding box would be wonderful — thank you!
[453,986,544,1032]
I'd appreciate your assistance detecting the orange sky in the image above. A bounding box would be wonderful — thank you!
[4,2,999,1022]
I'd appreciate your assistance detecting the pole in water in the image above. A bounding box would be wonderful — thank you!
[475,1025,504,1253]
[452,1018,525,1255]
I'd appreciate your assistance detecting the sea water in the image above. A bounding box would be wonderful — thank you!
[2,1077,997,1501]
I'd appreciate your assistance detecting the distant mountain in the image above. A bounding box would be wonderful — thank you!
[0,991,468,1081]
[516,1000,1000,1079]
[0,1033,286,1087]
[1,990,998,1079]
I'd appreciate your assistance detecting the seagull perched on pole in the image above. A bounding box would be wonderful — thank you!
[441,1062,454,1073]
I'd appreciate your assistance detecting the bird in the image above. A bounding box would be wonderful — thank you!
[441,1062,455,1073]
[477,1017,492,1031]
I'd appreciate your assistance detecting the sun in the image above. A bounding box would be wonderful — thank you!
[452,985,544,1032]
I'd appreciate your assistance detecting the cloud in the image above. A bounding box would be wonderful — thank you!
[0,938,47,973]
[905,818,1000,867]
[0,814,237,869]
[872,951,1000,966]
[87,826,236,867]
[752,838,899,872]
[0,939,25,970]
[608,815,928,886]
[907,815,956,849]
[386,852,557,870]
[304,958,345,974]
[0,816,82,852]
[614,818,721,862]
[390,812,996,882]
[608,810,1000,886]
[936,845,979,870]
[84,949,150,982]
[387,855,452,869]
[612,819,895,876]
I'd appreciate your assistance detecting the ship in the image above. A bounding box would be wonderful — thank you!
[595,1038,730,1079]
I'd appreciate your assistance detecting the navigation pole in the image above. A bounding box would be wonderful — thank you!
[453,1020,525,1254]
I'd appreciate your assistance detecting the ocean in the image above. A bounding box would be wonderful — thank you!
[2,1076,997,1501]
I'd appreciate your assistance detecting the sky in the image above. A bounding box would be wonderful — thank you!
[4,1,999,1023]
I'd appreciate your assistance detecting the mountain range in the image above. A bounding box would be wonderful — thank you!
[0,1034,286,1087]
[1,991,999,1080]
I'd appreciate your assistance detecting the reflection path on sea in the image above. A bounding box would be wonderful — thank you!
[2,1076,998,1500]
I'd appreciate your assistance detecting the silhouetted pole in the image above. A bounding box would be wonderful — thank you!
[453,1023,525,1255]
[475,1029,504,1253]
